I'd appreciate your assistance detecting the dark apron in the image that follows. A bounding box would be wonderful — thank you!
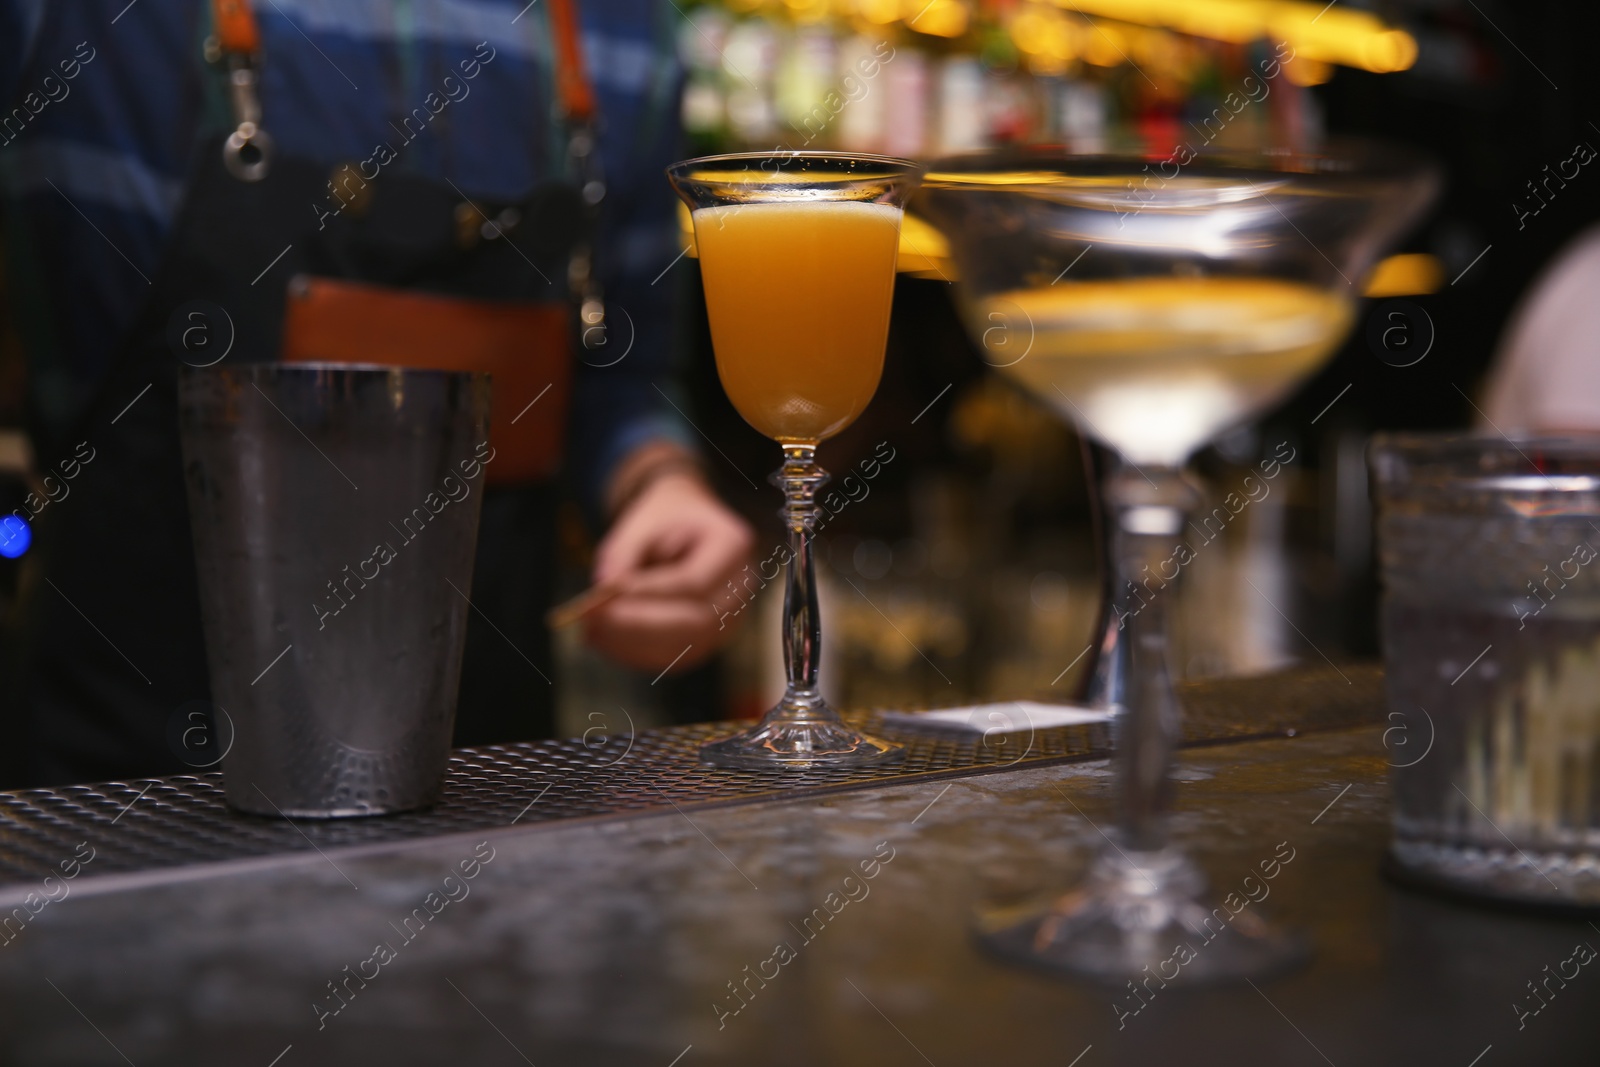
[19,137,581,786]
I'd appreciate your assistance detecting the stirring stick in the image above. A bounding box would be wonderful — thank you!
[545,582,624,630]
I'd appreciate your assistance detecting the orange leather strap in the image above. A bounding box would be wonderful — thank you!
[282,278,573,487]
[546,0,596,123]
[210,0,261,56]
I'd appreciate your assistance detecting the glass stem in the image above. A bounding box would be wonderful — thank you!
[1078,439,1128,710]
[775,444,829,717]
[1104,465,1199,853]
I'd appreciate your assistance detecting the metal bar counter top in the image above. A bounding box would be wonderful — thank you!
[0,665,1591,1065]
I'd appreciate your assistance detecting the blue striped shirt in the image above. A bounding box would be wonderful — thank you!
[0,0,690,502]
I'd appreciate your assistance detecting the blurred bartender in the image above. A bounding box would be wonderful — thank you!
[1482,224,1600,433]
[0,0,754,785]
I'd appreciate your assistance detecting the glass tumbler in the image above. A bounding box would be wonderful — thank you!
[1373,433,1600,907]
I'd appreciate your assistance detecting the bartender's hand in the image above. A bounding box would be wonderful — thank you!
[586,451,755,673]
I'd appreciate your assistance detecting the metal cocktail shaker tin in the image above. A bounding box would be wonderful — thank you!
[179,364,490,817]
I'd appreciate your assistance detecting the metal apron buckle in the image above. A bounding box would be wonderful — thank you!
[222,63,272,182]
[206,0,272,182]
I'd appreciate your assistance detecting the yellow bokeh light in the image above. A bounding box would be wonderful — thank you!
[906,0,969,38]
[1283,54,1333,86]
[1042,0,1417,74]
[1011,5,1081,63]
[1082,21,1127,67]
[1011,9,1051,55]
[856,0,900,24]
[897,212,954,276]
[1363,253,1443,297]
[1046,20,1077,61]
[782,0,831,21]
[1365,29,1419,73]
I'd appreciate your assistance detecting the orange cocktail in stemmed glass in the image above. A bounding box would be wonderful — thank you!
[668,152,922,769]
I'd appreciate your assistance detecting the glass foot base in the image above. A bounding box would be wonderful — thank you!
[1387,836,1600,910]
[699,712,904,770]
[979,847,1307,983]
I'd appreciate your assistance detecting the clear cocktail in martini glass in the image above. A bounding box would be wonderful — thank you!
[918,141,1436,979]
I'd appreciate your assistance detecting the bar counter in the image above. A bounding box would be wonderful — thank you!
[0,666,1591,1065]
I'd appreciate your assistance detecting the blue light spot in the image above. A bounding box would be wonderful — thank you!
[0,516,30,559]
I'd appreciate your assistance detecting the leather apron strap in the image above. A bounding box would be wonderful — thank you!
[211,0,600,488]
[282,279,571,484]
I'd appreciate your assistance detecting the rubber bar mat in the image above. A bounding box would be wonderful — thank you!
[0,663,1379,888]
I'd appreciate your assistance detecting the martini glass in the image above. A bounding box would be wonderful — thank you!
[917,141,1436,979]
[668,152,922,769]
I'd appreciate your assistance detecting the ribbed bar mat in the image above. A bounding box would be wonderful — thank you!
[0,663,1379,888]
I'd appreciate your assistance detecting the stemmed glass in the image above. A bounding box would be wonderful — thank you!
[917,141,1436,979]
[668,152,923,769]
